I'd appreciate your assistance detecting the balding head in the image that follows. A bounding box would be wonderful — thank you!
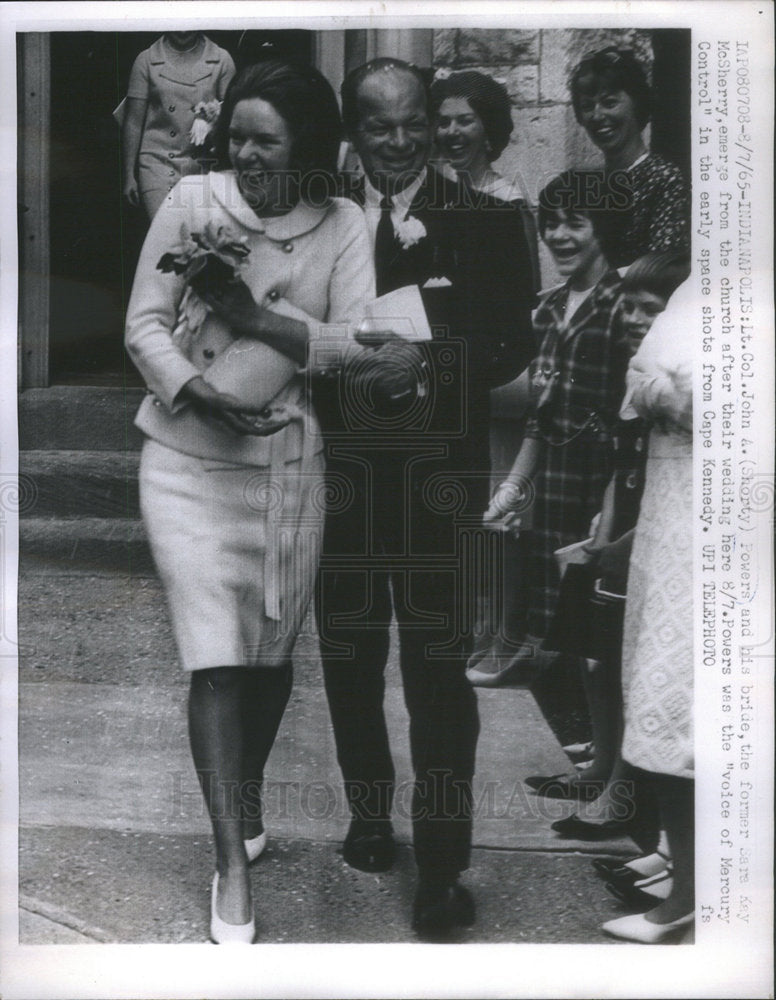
[342,59,432,194]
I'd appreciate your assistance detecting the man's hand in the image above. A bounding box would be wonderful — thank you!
[349,333,424,410]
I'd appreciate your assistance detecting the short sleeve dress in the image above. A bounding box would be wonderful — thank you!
[127,35,235,218]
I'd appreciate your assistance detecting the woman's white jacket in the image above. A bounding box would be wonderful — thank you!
[125,170,374,466]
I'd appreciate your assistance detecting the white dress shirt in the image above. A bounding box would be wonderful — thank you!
[362,169,427,251]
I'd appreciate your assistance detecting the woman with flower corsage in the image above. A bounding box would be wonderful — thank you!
[120,32,235,219]
[125,58,374,943]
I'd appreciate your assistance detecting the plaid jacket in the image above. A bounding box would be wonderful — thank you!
[526,270,628,446]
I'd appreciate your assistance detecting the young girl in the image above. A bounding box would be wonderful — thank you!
[548,252,689,855]
[467,170,630,799]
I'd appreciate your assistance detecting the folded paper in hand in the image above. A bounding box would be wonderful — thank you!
[359,285,432,341]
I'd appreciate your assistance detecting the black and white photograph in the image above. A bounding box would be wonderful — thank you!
[0,2,773,997]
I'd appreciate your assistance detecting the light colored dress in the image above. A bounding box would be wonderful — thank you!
[126,35,235,218]
[620,280,693,777]
[125,171,373,670]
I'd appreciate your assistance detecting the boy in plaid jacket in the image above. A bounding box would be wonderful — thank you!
[468,172,630,798]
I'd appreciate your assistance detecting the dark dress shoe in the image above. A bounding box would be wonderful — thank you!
[342,820,396,873]
[412,881,476,941]
[605,878,671,912]
[550,814,633,840]
[524,774,605,801]
[591,856,640,878]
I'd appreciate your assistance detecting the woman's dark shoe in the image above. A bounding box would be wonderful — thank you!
[524,774,606,801]
[342,819,396,873]
[593,849,671,880]
[412,880,476,941]
[550,814,633,840]
[592,856,640,878]
[606,869,673,910]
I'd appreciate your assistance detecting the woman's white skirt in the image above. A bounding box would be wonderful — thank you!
[140,438,324,671]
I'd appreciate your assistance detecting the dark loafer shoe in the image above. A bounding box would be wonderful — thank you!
[412,881,476,941]
[550,814,634,839]
[342,820,396,873]
[524,774,606,801]
[591,856,640,878]
[605,879,671,912]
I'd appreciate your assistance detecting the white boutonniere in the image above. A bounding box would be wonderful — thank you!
[394,215,427,250]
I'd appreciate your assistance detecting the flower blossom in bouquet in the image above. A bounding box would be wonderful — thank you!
[394,214,426,250]
[189,100,222,146]
[157,222,250,336]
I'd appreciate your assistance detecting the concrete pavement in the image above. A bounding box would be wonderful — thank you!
[17,542,639,945]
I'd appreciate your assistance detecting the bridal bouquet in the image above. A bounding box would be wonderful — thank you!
[157,222,251,333]
[157,222,298,412]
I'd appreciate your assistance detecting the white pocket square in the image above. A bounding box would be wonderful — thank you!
[422,276,452,288]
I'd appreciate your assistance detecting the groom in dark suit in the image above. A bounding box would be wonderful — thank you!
[315,58,536,937]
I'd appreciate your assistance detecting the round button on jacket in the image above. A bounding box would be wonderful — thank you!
[203,348,215,360]
[282,242,293,254]
[267,289,280,302]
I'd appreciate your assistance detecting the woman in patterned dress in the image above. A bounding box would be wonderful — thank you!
[569,46,690,268]
[601,278,694,942]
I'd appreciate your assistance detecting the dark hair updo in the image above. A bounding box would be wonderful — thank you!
[430,70,514,161]
[569,47,652,131]
[213,57,343,202]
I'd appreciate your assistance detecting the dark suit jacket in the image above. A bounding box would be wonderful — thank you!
[324,168,537,439]
[316,168,537,524]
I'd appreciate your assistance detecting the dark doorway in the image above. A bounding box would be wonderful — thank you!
[650,29,691,177]
[46,29,313,385]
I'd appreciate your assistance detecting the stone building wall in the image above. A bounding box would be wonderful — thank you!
[433,28,654,285]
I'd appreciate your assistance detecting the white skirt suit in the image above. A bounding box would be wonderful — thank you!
[125,171,374,669]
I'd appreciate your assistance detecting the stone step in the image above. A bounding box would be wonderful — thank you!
[18,387,146,451]
[19,451,141,520]
[19,517,155,576]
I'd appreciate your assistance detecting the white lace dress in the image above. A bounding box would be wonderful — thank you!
[619,282,694,778]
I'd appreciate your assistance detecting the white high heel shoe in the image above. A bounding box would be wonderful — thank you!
[602,909,693,943]
[244,831,268,864]
[210,872,255,944]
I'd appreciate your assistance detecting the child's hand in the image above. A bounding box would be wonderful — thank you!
[591,530,635,593]
[483,481,526,537]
